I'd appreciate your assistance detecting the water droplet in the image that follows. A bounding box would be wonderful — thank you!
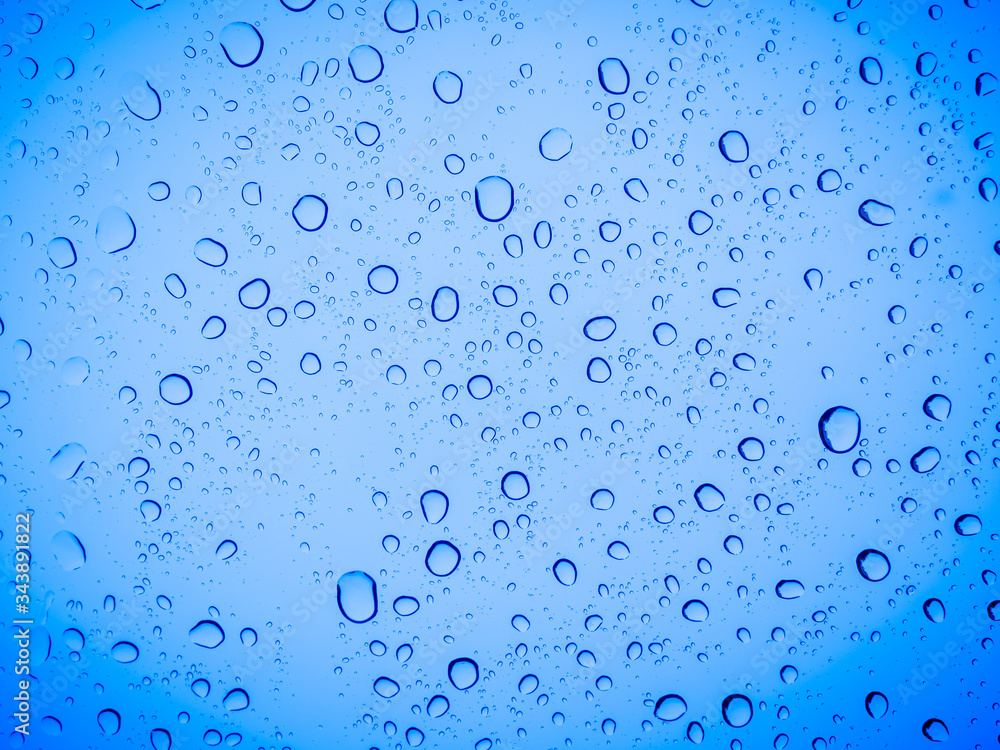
[857,549,891,581]
[688,210,714,235]
[97,709,121,735]
[46,237,77,268]
[923,598,946,623]
[292,195,328,231]
[367,265,398,294]
[682,599,709,621]
[653,322,677,345]
[738,437,764,461]
[607,541,630,560]
[583,316,616,341]
[386,365,407,385]
[150,728,172,750]
[431,286,459,321]
[553,558,577,585]
[159,374,192,405]
[192,679,210,697]
[189,620,225,648]
[954,514,982,536]
[518,674,539,694]
[374,676,400,698]
[337,571,378,623]
[818,406,860,453]
[775,579,804,599]
[858,199,895,225]
[238,278,270,309]
[50,442,86,480]
[865,691,888,718]
[888,304,906,324]
[597,57,630,94]
[587,357,612,383]
[427,695,449,717]
[384,0,418,32]
[539,128,573,161]
[223,688,249,711]
[859,56,883,84]
[501,470,529,500]
[349,45,384,82]
[468,375,493,399]
[718,130,749,162]
[804,268,823,290]
[216,540,237,559]
[448,657,479,690]
[96,207,136,253]
[916,52,937,76]
[193,238,228,267]
[590,489,614,510]
[220,22,263,67]
[910,446,940,473]
[111,641,139,663]
[654,694,687,721]
[921,719,949,742]
[721,694,753,728]
[712,287,740,307]
[475,176,514,222]
[624,177,648,202]
[425,540,461,576]
[433,70,463,103]
[694,483,725,512]
[817,169,842,192]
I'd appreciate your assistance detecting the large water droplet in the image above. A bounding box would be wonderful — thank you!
[292,195,328,231]
[694,483,725,512]
[111,641,139,663]
[220,22,263,67]
[654,694,687,721]
[583,316,616,341]
[474,176,514,222]
[539,128,573,161]
[433,70,463,103]
[349,45,384,82]
[921,719,949,742]
[865,691,888,718]
[425,540,461,576]
[681,599,709,622]
[50,442,86,479]
[553,558,577,585]
[384,0,418,32]
[597,58,629,94]
[159,374,192,405]
[223,688,249,711]
[96,207,136,253]
[52,531,87,570]
[721,694,753,728]
[859,56,883,84]
[818,406,860,453]
[775,579,804,599]
[188,620,225,648]
[688,210,714,235]
[448,657,479,690]
[193,238,228,267]
[857,549,891,581]
[910,446,940,473]
[501,470,529,500]
[337,570,378,623]
[718,130,749,162]
[858,199,895,225]
[431,286,459,321]
[97,709,121,735]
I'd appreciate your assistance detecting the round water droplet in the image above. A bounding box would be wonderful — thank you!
[682,599,709,621]
[553,558,577,585]
[367,265,398,294]
[384,0,418,32]
[164,273,186,299]
[374,676,400,698]
[355,121,380,146]
[292,195,328,231]
[916,52,937,76]
[857,549,891,581]
[448,657,479,690]
[654,694,687,721]
[420,490,449,524]
[590,489,614,510]
[468,375,493,399]
[216,540,237,559]
[517,674,539,694]
[653,322,677,345]
[201,316,226,339]
[688,210,714,235]
[859,56,883,84]
[189,620,225,648]
[607,541,630,560]
[923,598,946,623]
[888,304,906,324]
[817,169,842,192]
[909,236,928,258]
[47,237,77,269]
[624,178,648,202]
[922,394,951,421]
[192,679,210,698]
[501,470,529,500]
[694,483,725,512]
[238,278,270,309]
[433,70,463,103]
[954,513,982,536]
[858,199,895,225]
[818,406,860,453]
[804,268,823,290]
[721,694,753,728]
[96,206,136,253]
[223,688,249,711]
[159,374,192,405]
[386,365,407,385]
[775,579,804,599]
[583,316,616,341]
[712,287,740,307]
[738,437,764,461]
[97,709,121,736]
[539,128,573,161]
[431,286,459,322]
[586,357,612,383]
[50,442,86,480]
[111,641,139,663]
[921,719,948,742]
[654,505,675,523]
[427,695,449,718]
[220,22,263,67]
[150,728,172,750]
[724,535,744,554]
[337,571,378,623]
[865,691,888,718]
[349,45,384,82]
[910,446,940,473]
[718,130,749,162]
[475,176,514,222]
[194,238,228,267]
[425,540,461,576]
[598,58,629,94]
[299,353,321,375]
